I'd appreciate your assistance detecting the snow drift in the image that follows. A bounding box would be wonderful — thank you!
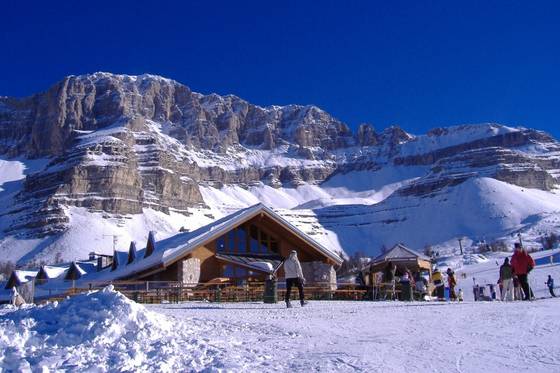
[0,286,229,372]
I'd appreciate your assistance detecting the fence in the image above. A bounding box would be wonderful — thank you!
[35,280,368,304]
[534,252,560,266]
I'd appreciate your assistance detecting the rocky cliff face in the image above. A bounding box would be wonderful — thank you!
[1,72,559,242]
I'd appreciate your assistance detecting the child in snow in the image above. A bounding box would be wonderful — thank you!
[546,275,556,297]
[499,258,514,301]
[457,289,464,301]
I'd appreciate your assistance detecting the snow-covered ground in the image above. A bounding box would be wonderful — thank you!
[1,256,560,372]
[1,293,558,372]
[151,298,560,372]
[454,249,560,301]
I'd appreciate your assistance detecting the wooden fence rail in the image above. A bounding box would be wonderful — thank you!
[35,281,369,304]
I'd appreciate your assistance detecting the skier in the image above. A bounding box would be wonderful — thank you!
[499,257,514,301]
[432,268,445,300]
[510,243,536,301]
[546,275,556,297]
[283,250,306,308]
[446,268,457,300]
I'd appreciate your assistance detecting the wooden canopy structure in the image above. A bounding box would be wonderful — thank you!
[367,244,433,275]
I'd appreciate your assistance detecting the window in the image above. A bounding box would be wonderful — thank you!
[227,230,236,252]
[223,264,234,277]
[216,236,226,252]
[270,238,279,253]
[221,264,262,285]
[237,226,247,252]
[217,224,279,255]
[249,225,260,253]
[260,231,269,253]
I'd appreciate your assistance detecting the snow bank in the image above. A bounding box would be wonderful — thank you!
[0,286,229,372]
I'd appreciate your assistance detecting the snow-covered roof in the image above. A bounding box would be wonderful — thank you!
[4,269,37,289]
[372,243,431,263]
[38,265,68,280]
[13,270,37,284]
[84,203,342,283]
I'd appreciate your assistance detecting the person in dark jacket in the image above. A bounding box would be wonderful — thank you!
[510,243,536,300]
[382,262,397,299]
[383,262,396,283]
[446,268,457,300]
[499,257,514,301]
[546,275,556,297]
[513,275,523,301]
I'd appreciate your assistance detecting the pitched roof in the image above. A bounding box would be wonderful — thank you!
[4,270,37,289]
[84,203,342,283]
[372,243,431,263]
[37,265,68,280]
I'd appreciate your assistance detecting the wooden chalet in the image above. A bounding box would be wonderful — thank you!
[85,203,343,288]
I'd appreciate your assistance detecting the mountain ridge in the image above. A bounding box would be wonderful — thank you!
[1,72,559,264]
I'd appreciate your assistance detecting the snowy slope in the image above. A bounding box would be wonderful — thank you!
[198,177,560,257]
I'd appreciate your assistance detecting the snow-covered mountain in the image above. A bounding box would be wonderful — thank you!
[1,72,560,264]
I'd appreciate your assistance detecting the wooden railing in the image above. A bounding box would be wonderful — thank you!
[34,280,371,304]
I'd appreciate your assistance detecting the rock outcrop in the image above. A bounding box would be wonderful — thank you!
[1,72,559,240]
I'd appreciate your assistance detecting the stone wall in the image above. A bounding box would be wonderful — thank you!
[179,258,201,286]
[301,261,337,290]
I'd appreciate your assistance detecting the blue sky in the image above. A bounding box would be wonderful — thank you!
[1,1,559,137]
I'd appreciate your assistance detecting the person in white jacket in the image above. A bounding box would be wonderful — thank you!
[284,250,306,308]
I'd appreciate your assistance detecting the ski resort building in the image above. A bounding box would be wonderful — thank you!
[3,204,342,300]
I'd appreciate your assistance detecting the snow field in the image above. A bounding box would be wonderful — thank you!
[152,298,560,372]
[1,251,560,373]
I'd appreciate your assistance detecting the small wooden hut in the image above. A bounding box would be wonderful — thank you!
[367,244,433,276]
[362,243,433,289]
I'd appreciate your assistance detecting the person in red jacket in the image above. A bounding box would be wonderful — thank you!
[510,243,536,300]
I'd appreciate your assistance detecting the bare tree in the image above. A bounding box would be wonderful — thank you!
[0,261,16,279]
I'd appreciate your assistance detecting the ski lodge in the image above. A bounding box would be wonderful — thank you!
[2,204,343,302]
